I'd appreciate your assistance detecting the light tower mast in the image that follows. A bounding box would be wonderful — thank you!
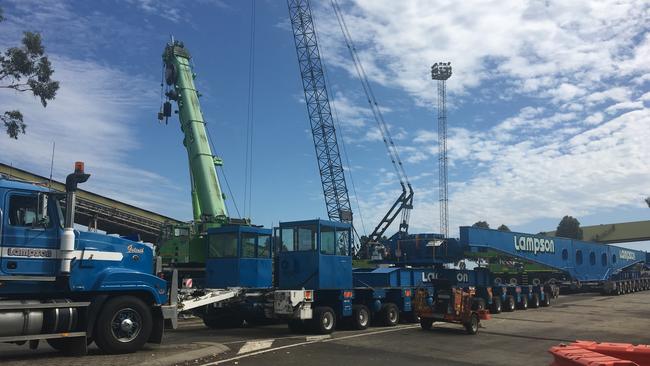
[431,62,452,238]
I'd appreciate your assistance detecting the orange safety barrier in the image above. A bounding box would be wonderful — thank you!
[572,341,650,366]
[548,344,638,366]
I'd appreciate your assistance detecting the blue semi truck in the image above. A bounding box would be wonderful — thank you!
[0,163,177,354]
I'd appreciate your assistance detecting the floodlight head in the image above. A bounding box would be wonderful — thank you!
[431,62,452,80]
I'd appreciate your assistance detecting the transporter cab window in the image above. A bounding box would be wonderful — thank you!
[9,195,38,227]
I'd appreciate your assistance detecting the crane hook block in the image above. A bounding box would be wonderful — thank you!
[163,101,172,118]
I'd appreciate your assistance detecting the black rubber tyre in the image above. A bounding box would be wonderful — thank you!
[504,295,516,312]
[490,297,502,314]
[46,338,89,355]
[288,319,306,333]
[541,292,551,307]
[517,296,528,310]
[311,306,336,334]
[616,284,622,296]
[352,305,370,330]
[464,313,479,335]
[94,296,152,354]
[471,298,486,311]
[380,303,399,327]
[529,294,540,308]
[420,317,434,331]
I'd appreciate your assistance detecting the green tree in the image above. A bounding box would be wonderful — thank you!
[472,221,490,229]
[556,215,583,240]
[497,224,511,232]
[0,6,59,139]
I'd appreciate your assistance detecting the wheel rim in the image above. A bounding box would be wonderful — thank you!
[388,309,398,323]
[358,309,368,326]
[111,308,142,343]
[471,316,478,332]
[322,312,333,330]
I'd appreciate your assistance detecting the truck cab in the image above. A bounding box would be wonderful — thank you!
[0,165,171,355]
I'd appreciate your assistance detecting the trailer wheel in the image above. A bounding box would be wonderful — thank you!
[311,307,336,334]
[380,303,399,327]
[490,297,502,314]
[517,296,528,310]
[419,317,434,331]
[94,296,152,354]
[541,293,551,307]
[616,284,622,296]
[464,313,479,335]
[352,305,370,330]
[529,294,540,308]
[504,296,516,312]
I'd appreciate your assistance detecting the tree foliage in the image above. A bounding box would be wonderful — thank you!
[497,224,511,232]
[645,196,650,208]
[472,221,490,229]
[556,215,583,240]
[0,6,59,139]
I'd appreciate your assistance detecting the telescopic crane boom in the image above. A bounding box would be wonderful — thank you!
[158,38,230,265]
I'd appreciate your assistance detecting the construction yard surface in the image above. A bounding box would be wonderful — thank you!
[1,291,647,366]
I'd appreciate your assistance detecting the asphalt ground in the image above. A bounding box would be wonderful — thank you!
[2,291,649,365]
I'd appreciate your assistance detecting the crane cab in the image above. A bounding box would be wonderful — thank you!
[205,225,273,288]
[277,219,353,290]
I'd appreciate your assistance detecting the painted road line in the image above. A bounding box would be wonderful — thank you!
[203,325,418,365]
[237,340,274,354]
[305,335,331,341]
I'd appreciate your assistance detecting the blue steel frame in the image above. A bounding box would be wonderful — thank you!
[461,227,646,282]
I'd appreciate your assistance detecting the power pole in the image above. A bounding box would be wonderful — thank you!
[431,62,452,238]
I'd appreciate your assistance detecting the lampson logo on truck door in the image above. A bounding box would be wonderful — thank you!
[513,235,555,255]
[7,247,53,258]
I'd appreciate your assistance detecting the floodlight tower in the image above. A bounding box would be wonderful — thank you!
[431,62,452,238]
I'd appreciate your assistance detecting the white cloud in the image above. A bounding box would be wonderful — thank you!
[0,56,187,215]
[605,101,644,114]
[319,1,650,236]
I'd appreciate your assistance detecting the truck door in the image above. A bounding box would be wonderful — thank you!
[1,191,60,277]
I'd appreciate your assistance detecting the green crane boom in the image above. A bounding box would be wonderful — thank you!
[163,39,228,226]
[158,38,229,265]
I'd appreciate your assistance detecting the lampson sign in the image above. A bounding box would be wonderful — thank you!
[513,235,555,255]
[620,250,636,261]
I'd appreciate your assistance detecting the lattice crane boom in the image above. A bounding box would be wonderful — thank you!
[287,0,353,224]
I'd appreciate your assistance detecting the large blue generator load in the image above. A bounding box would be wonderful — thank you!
[277,219,353,290]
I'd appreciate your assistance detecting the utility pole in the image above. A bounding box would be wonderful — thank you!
[431,62,452,238]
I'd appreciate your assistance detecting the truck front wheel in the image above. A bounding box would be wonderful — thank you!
[94,296,153,354]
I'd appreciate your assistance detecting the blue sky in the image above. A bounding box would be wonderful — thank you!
[0,0,649,250]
